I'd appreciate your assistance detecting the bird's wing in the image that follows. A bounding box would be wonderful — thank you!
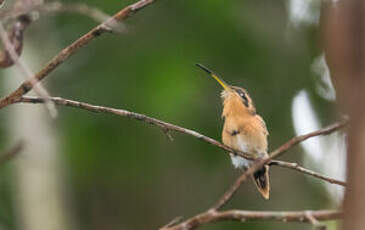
[256,115,269,136]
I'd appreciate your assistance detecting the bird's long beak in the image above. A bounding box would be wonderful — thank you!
[196,63,231,90]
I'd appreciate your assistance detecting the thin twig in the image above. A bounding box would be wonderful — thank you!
[41,3,125,33]
[270,160,346,186]
[0,21,57,117]
[161,216,183,229]
[0,2,113,26]
[161,127,174,141]
[160,209,341,230]
[37,2,112,23]
[0,0,157,109]
[0,141,24,166]
[305,211,327,230]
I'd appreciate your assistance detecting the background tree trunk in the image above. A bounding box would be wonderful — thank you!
[324,0,365,229]
[4,29,75,230]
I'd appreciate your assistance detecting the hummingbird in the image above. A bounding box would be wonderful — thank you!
[196,63,270,200]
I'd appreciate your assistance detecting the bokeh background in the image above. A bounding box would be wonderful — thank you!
[0,0,344,230]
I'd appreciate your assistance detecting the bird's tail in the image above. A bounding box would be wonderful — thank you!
[252,165,270,200]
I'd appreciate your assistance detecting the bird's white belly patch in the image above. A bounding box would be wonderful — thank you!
[231,155,251,169]
[230,137,252,169]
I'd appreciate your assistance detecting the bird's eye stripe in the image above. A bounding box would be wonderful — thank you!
[235,89,249,107]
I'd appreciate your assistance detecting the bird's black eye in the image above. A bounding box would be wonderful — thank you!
[235,89,249,107]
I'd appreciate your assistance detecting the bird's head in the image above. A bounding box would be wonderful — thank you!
[196,63,256,115]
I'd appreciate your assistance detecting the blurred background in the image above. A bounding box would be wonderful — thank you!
[0,0,345,230]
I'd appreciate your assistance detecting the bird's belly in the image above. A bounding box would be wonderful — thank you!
[230,155,251,169]
[229,137,252,169]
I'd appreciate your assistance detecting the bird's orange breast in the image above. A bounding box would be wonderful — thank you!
[221,96,268,158]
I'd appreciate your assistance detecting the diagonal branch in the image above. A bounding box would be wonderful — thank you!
[212,117,348,210]
[0,0,157,109]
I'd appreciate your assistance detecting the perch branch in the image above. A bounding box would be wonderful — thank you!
[0,0,157,109]
[18,96,255,160]
[19,96,347,186]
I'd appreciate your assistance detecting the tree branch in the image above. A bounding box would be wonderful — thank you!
[18,95,255,160]
[0,0,157,109]
[305,211,327,230]
[160,209,342,230]
[270,160,346,186]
